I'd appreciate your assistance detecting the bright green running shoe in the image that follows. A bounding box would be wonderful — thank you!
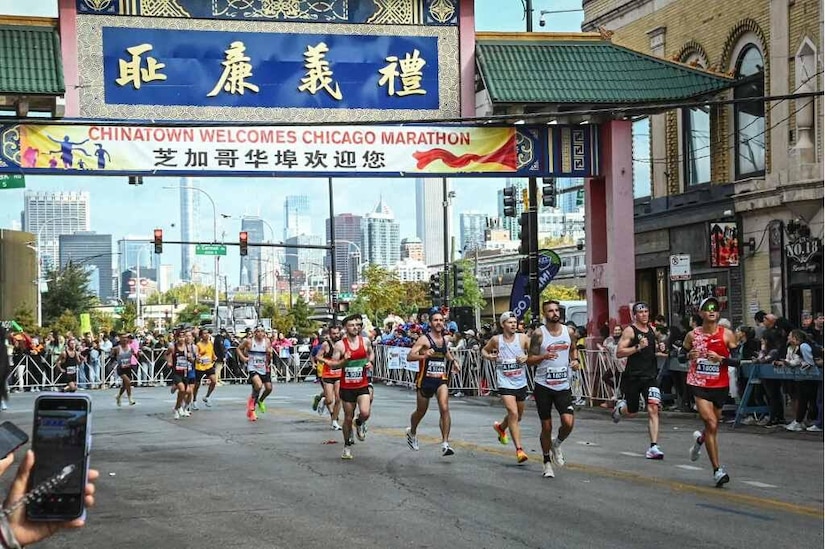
[257,400,267,413]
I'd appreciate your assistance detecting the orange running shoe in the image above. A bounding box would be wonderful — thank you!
[493,421,509,445]
[516,448,529,464]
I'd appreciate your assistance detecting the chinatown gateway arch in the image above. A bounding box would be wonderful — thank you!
[0,0,737,333]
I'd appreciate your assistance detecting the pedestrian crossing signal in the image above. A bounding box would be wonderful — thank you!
[239,231,249,256]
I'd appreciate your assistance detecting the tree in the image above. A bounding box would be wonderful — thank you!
[541,284,582,302]
[11,304,35,333]
[398,281,430,316]
[117,302,137,333]
[449,260,485,310]
[89,309,115,335]
[288,296,316,337]
[51,310,80,336]
[41,262,97,326]
[309,290,326,305]
[352,264,406,322]
[176,303,210,326]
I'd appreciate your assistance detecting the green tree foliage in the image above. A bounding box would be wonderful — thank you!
[349,264,407,323]
[449,260,485,310]
[144,282,214,306]
[89,309,115,335]
[176,303,211,325]
[11,304,35,332]
[117,302,137,333]
[309,290,326,305]
[41,262,97,326]
[288,296,316,337]
[399,281,430,316]
[51,310,80,336]
[541,284,583,302]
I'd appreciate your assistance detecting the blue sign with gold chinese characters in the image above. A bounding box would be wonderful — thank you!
[77,0,459,26]
[102,28,439,110]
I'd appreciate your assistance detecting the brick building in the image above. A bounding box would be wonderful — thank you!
[583,0,823,326]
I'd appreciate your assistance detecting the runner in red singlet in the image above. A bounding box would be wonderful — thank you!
[329,314,374,460]
[681,297,737,487]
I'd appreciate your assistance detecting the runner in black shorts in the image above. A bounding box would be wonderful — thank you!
[56,338,83,393]
[614,302,664,460]
[168,331,193,419]
[111,334,137,407]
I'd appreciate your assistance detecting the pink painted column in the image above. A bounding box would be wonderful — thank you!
[58,0,79,117]
[458,0,476,118]
[585,120,636,342]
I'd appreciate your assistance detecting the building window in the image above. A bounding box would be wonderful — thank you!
[683,106,711,185]
[734,45,765,178]
[632,117,651,198]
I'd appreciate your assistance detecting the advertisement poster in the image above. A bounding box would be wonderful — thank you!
[508,250,562,321]
[709,222,739,267]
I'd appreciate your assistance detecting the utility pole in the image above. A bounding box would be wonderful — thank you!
[442,177,450,307]
[525,0,540,321]
[328,177,338,323]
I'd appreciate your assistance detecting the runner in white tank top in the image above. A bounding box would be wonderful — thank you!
[527,300,581,479]
[482,311,531,464]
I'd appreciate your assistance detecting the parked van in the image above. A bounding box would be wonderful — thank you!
[558,300,587,327]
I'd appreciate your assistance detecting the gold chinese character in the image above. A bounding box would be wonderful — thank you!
[378,49,427,97]
[297,42,342,100]
[207,41,260,97]
[115,44,167,90]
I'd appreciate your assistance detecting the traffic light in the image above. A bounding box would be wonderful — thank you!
[239,231,249,256]
[542,177,557,208]
[503,186,517,217]
[518,212,530,255]
[453,264,465,298]
[429,273,441,300]
[153,228,163,254]
[128,176,143,185]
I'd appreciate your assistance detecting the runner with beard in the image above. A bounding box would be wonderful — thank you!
[406,309,459,457]
[527,301,580,478]
[237,326,274,422]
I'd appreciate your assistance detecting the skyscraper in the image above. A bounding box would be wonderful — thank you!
[284,234,325,279]
[327,213,363,291]
[557,178,584,214]
[23,191,90,270]
[179,178,196,281]
[415,177,451,267]
[459,212,487,252]
[59,232,113,300]
[119,237,159,274]
[401,237,424,261]
[362,197,400,269]
[284,195,311,240]
[240,216,265,289]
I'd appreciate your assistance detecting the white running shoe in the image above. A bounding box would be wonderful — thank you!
[191,402,199,411]
[317,401,327,416]
[129,398,136,406]
[612,400,626,423]
[203,397,212,407]
[784,420,804,432]
[542,461,555,478]
[174,409,181,420]
[550,439,565,467]
[331,420,342,431]
[806,424,823,432]
[0,400,7,411]
[689,431,704,461]
[713,466,730,487]
[441,443,455,457]
[406,427,419,451]
[181,408,191,418]
[356,421,367,441]
[645,444,664,460]
[341,447,353,460]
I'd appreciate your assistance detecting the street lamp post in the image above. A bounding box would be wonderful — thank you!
[163,185,220,330]
[334,239,363,285]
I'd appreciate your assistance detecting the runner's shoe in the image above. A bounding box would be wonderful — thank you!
[341,447,353,460]
[247,408,257,422]
[181,408,191,418]
[442,443,455,457]
[247,396,256,413]
[317,400,327,416]
[713,466,730,487]
[191,401,199,411]
[116,394,122,407]
[645,444,664,460]
[203,397,211,407]
[493,421,509,445]
[542,461,555,478]
[257,399,267,413]
[612,400,626,423]
[129,398,136,406]
[516,448,529,464]
[312,393,322,411]
[174,408,181,420]
[406,427,419,451]
[356,421,368,441]
[689,430,704,462]
[331,420,342,431]
[550,439,565,467]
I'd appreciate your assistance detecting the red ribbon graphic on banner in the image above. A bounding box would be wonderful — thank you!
[412,133,517,170]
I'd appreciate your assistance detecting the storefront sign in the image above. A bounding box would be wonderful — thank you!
[0,123,600,178]
[786,236,822,273]
[709,222,739,267]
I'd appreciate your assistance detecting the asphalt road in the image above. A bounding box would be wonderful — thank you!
[2,383,822,549]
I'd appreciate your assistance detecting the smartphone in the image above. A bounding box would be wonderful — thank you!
[0,421,29,457]
[27,394,92,522]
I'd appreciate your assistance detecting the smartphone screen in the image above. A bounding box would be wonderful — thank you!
[0,422,29,457]
[28,395,91,521]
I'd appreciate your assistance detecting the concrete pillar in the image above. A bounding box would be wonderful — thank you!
[769,0,790,174]
[58,0,80,117]
[459,0,476,118]
[585,120,636,339]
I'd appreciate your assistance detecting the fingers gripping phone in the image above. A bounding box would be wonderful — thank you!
[27,394,92,521]
[0,422,29,457]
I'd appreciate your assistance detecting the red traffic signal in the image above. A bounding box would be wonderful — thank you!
[153,228,163,254]
[239,231,249,256]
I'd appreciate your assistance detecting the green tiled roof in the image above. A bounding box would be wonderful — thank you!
[0,25,64,95]
[476,36,733,105]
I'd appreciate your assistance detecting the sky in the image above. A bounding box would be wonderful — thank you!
[0,0,585,284]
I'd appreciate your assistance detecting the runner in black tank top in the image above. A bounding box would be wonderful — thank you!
[57,338,83,392]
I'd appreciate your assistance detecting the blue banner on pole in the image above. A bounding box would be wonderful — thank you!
[508,249,562,321]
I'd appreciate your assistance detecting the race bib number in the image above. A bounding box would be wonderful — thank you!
[546,368,568,383]
[65,366,77,375]
[647,386,662,405]
[326,368,342,378]
[427,360,446,379]
[199,357,211,364]
[344,359,367,383]
[500,360,522,377]
[696,359,720,377]
[118,358,131,367]
[175,357,190,372]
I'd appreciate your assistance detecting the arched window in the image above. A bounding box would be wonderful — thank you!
[682,53,711,186]
[734,45,765,178]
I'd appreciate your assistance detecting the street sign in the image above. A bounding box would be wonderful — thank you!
[0,174,24,189]
[338,292,354,300]
[199,313,212,320]
[669,254,692,281]
[196,244,227,256]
